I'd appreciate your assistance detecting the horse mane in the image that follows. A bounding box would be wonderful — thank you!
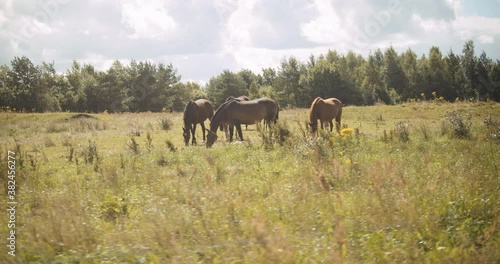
[183,100,196,127]
[309,97,323,122]
[211,99,235,131]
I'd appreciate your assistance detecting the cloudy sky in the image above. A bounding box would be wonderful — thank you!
[1,0,499,84]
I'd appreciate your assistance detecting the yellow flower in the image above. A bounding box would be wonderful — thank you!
[340,127,355,137]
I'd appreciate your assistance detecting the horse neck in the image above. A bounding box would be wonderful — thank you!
[309,99,321,124]
[209,107,226,132]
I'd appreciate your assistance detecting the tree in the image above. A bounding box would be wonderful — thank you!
[65,60,87,111]
[444,49,464,101]
[81,64,100,112]
[261,67,277,87]
[476,51,493,100]
[427,47,451,100]
[300,57,357,106]
[274,56,307,107]
[400,48,421,100]
[489,60,500,101]
[361,52,384,104]
[38,61,62,111]
[206,70,247,106]
[185,81,207,99]
[98,60,129,112]
[462,40,478,99]
[0,64,14,108]
[382,46,407,104]
[237,69,259,96]
[155,63,182,112]
[7,56,43,112]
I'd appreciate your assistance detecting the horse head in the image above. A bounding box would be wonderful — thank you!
[205,128,218,148]
[308,122,318,134]
[182,127,190,146]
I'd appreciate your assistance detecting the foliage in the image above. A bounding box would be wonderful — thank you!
[1,40,500,114]
[205,70,247,106]
[444,111,472,138]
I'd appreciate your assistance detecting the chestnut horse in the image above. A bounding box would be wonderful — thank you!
[308,97,342,133]
[183,99,214,145]
[206,97,279,148]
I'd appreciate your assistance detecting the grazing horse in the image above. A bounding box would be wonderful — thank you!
[206,97,279,148]
[222,95,250,135]
[308,97,342,133]
[183,99,214,145]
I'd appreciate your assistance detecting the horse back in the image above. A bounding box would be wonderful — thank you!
[227,98,277,124]
[320,98,342,119]
[195,99,214,121]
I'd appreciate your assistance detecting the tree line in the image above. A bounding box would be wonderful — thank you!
[1,40,499,113]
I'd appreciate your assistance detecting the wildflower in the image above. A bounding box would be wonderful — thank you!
[340,128,355,137]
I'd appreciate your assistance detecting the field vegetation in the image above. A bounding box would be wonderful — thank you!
[1,101,499,263]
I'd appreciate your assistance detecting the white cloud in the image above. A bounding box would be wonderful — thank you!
[221,0,261,49]
[300,0,341,44]
[452,16,500,41]
[478,34,494,44]
[79,53,130,71]
[121,0,176,39]
[1,0,499,82]
[412,14,451,33]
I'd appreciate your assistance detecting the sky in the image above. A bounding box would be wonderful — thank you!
[1,0,499,85]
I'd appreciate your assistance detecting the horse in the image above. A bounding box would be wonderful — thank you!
[308,97,342,134]
[182,99,214,146]
[221,96,250,135]
[206,97,279,148]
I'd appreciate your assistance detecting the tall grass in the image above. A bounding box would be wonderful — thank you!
[0,103,499,263]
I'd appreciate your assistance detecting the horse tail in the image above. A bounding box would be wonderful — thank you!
[274,104,279,124]
[335,99,343,130]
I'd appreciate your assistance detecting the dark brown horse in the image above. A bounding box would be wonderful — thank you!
[308,97,342,133]
[222,95,250,134]
[183,99,214,145]
[206,97,279,148]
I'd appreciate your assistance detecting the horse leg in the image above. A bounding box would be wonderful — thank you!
[191,124,197,145]
[336,111,342,133]
[235,123,243,141]
[329,121,334,132]
[200,122,206,142]
[224,124,229,139]
[229,124,234,142]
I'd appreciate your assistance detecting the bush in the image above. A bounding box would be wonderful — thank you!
[394,121,411,142]
[158,117,173,131]
[445,111,472,139]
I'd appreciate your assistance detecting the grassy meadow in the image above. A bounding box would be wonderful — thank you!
[1,101,499,263]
